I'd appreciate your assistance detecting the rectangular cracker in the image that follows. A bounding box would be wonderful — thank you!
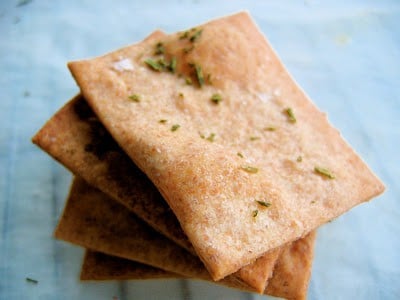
[68,11,384,279]
[82,231,315,300]
[57,177,315,299]
[55,177,209,280]
[32,95,280,293]
[81,250,179,280]
[32,93,192,251]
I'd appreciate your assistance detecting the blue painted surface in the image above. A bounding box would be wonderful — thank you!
[0,1,399,299]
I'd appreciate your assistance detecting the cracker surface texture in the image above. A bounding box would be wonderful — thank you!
[58,177,315,298]
[68,12,384,279]
[33,96,280,292]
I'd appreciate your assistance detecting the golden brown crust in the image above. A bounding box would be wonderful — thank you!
[81,239,315,299]
[54,177,209,278]
[266,231,317,300]
[32,95,279,291]
[81,250,179,280]
[54,177,264,291]
[32,95,193,252]
[238,247,282,293]
[58,177,315,298]
[68,12,384,279]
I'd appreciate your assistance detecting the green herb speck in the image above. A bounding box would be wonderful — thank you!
[241,165,259,174]
[144,59,162,71]
[128,94,140,102]
[206,133,216,142]
[157,58,168,69]
[314,166,335,179]
[297,156,303,162]
[190,29,203,42]
[250,136,260,141]
[237,152,244,158]
[169,56,177,73]
[154,42,165,55]
[171,124,180,132]
[256,200,271,208]
[252,210,258,218]
[193,64,204,87]
[264,126,276,131]
[285,107,296,123]
[211,94,222,104]
[179,31,189,40]
[159,119,167,123]
[185,77,192,85]
[26,277,38,284]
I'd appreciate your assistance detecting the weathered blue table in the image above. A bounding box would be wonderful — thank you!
[1,1,399,299]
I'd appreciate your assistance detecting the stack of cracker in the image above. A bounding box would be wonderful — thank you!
[32,12,384,300]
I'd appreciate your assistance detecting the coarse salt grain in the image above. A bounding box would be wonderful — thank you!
[112,58,134,72]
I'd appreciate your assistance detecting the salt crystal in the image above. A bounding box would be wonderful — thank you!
[273,88,281,97]
[258,93,272,103]
[112,58,134,72]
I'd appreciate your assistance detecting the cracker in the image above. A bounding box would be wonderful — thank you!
[238,247,281,293]
[32,96,279,291]
[68,11,384,279]
[54,177,209,279]
[81,250,179,280]
[58,177,315,298]
[81,237,314,300]
[32,32,193,253]
[82,232,315,300]
[32,95,280,292]
[55,177,256,291]
[32,94,192,251]
[265,231,316,300]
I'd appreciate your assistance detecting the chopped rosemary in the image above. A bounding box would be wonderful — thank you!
[211,93,222,104]
[250,136,260,141]
[314,167,335,179]
[159,119,167,123]
[144,59,162,71]
[171,124,180,132]
[241,165,259,174]
[157,58,168,69]
[178,92,184,98]
[206,133,216,142]
[179,31,189,39]
[284,107,296,123]
[26,277,38,284]
[311,200,316,204]
[128,94,140,102]
[252,210,259,218]
[297,156,303,162]
[185,77,192,85]
[264,126,276,131]
[199,133,205,139]
[237,152,244,158]
[256,200,271,208]
[195,64,204,87]
[154,42,165,55]
[169,56,177,73]
[190,29,203,42]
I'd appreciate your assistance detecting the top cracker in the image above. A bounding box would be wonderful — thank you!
[68,12,384,280]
